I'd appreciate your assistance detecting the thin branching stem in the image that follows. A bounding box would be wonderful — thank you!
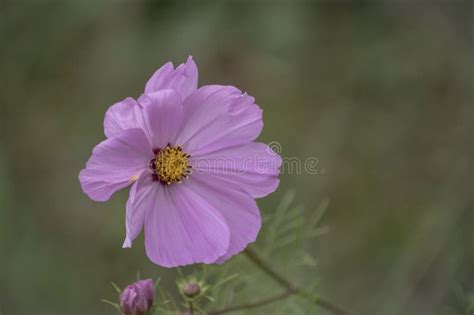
[206,248,353,315]
[243,248,352,315]
[243,248,297,291]
[207,290,294,315]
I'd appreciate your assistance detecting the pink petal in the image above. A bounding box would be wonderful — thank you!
[79,128,152,201]
[140,90,184,149]
[175,85,263,156]
[190,142,281,198]
[185,173,262,263]
[123,172,155,248]
[144,184,230,267]
[144,56,198,99]
[103,97,145,138]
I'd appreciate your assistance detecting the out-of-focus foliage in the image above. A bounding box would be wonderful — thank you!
[1,1,473,315]
[200,192,328,315]
[441,286,474,315]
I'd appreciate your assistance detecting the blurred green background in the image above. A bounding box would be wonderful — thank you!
[1,1,473,314]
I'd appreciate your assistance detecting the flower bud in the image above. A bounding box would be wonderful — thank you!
[119,279,154,315]
[182,282,201,298]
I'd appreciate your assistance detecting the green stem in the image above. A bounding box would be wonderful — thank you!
[243,248,352,315]
[207,290,293,315]
[243,247,296,291]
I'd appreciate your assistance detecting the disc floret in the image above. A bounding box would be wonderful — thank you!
[151,145,191,185]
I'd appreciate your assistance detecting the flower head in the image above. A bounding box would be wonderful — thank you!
[182,282,201,298]
[79,56,281,267]
[119,279,154,315]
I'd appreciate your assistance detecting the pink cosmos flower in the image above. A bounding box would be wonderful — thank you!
[79,56,281,267]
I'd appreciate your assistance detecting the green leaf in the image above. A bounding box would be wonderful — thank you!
[110,282,121,294]
[100,299,121,312]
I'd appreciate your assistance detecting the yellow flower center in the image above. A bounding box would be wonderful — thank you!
[152,146,191,185]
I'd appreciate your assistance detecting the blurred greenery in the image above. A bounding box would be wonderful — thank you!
[1,1,473,314]
[199,192,329,315]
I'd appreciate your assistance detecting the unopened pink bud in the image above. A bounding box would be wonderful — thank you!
[119,279,154,315]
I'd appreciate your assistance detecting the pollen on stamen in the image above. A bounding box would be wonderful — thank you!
[150,145,191,185]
